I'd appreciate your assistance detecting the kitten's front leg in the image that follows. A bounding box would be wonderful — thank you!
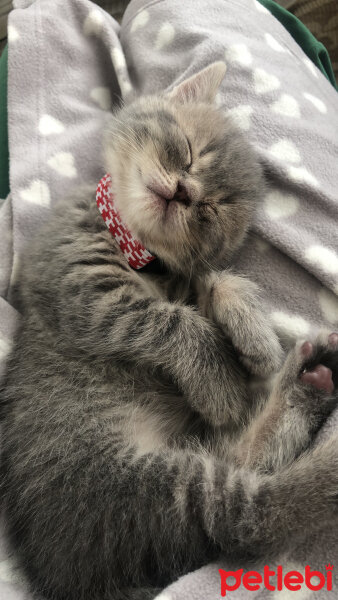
[234,331,338,471]
[198,270,283,377]
[105,302,250,427]
[59,264,249,427]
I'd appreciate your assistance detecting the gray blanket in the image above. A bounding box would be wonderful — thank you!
[0,0,338,597]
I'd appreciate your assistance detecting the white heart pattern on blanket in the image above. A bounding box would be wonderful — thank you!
[305,245,338,274]
[271,94,300,118]
[19,179,51,207]
[303,92,327,114]
[9,254,20,288]
[90,87,112,110]
[303,56,319,78]
[39,114,65,136]
[130,10,149,33]
[264,190,299,219]
[0,557,21,584]
[119,78,133,96]
[254,0,269,13]
[225,105,253,131]
[47,152,77,178]
[111,47,127,71]
[226,43,253,66]
[0,337,12,362]
[155,22,175,50]
[253,68,280,94]
[8,25,20,42]
[269,139,301,164]
[154,592,173,600]
[83,9,104,36]
[265,33,286,53]
[271,311,310,341]
[287,166,319,187]
[318,288,338,324]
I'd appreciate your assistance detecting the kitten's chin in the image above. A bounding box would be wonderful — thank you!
[147,190,189,228]
[112,188,199,272]
[108,171,192,267]
[115,187,187,244]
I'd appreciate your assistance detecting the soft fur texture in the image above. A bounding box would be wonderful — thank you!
[1,63,338,600]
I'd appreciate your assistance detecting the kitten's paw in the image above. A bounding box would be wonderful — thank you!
[298,332,338,394]
[279,331,338,418]
[300,364,334,393]
[206,272,283,377]
[236,323,283,378]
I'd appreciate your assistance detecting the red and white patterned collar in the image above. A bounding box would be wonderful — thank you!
[96,173,156,270]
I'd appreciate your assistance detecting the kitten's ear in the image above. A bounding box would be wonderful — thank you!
[168,61,227,105]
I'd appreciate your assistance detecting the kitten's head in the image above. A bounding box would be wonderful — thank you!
[104,62,263,273]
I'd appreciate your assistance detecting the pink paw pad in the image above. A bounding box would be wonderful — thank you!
[300,341,313,359]
[328,333,338,348]
[300,364,334,394]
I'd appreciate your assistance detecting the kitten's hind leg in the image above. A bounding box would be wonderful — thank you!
[6,417,338,598]
[233,331,338,471]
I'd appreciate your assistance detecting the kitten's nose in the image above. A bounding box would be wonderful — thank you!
[172,182,191,206]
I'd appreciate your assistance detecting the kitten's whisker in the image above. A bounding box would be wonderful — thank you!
[114,133,140,156]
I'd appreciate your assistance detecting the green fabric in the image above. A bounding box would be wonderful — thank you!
[258,0,337,90]
[0,44,9,199]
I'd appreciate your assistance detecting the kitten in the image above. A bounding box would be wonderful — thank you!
[1,62,338,600]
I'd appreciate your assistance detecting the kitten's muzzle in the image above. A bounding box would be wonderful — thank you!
[172,182,191,207]
[148,181,191,207]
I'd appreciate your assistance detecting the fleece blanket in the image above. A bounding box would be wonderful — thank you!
[0,0,338,597]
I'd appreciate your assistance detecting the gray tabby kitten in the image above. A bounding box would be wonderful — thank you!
[1,62,338,600]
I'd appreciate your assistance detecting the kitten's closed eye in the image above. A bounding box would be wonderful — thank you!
[199,142,218,158]
[197,201,218,223]
[219,194,237,204]
[185,137,193,171]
